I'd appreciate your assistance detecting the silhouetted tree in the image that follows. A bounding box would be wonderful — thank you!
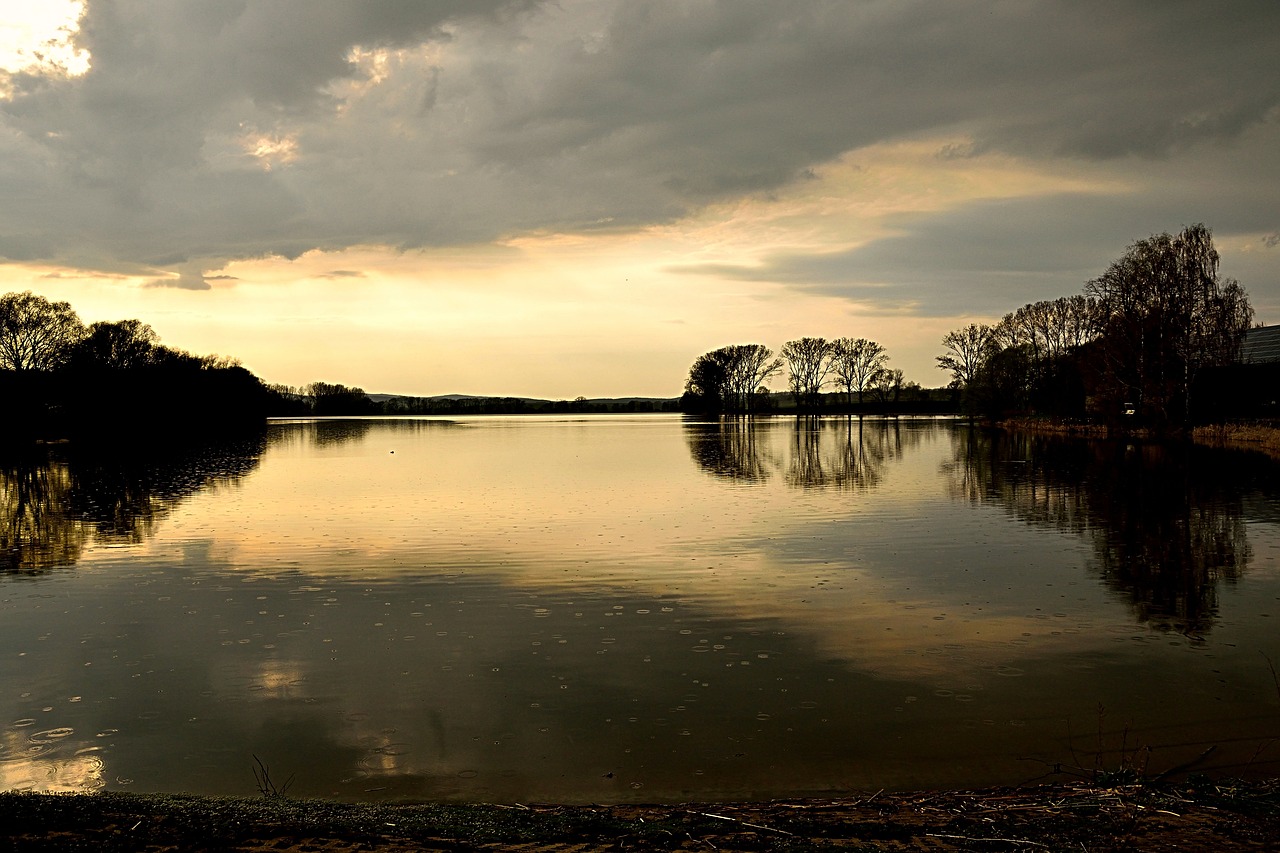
[725,344,782,412]
[871,367,905,408]
[969,343,1034,418]
[781,337,833,412]
[1085,223,1252,428]
[683,349,734,413]
[307,381,374,416]
[937,324,994,413]
[0,291,84,371]
[683,344,781,414]
[830,337,887,409]
[69,319,159,370]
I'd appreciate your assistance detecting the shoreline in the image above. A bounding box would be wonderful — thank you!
[4,779,1279,851]
[1191,422,1280,458]
[993,417,1280,460]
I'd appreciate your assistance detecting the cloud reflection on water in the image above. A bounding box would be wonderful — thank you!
[2,417,1279,799]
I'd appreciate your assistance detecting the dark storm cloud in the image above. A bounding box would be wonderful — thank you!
[0,0,1277,291]
[488,1,1280,194]
[675,193,1271,317]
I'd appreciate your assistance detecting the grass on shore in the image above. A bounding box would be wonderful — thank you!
[994,417,1280,460]
[1192,423,1280,458]
[3,779,1279,852]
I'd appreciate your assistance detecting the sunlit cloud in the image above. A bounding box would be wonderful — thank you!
[0,0,89,79]
[0,1,1275,395]
[244,132,300,171]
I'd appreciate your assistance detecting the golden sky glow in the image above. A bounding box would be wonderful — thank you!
[1,2,1277,398]
[0,0,87,76]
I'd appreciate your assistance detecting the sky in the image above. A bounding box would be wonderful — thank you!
[0,0,1277,399]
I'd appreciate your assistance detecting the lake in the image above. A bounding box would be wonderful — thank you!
[3,415,1279,802]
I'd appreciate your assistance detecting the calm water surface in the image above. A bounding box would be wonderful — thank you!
[3,415,1279,802]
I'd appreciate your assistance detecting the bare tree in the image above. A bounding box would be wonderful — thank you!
[936,323,993,389]
[724,344,782,412]
[307,381,373,416]
[782,337,833,412]
[1051,295,1100,351]
[0,291,85,371]
[1086,223,1252,426]
[830,337,888,408]
[871,367,905,407]
[993,296,1100,371]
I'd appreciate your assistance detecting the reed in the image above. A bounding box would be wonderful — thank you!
[1192,423,1280,458]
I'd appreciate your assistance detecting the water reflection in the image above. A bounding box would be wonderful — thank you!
[1,437,265,574]
[3,417,1279,801]
[267,417,462,450]
[0,455,85,573]
[686,417,924,489]
[684,418,777,482]
[944,429,1261,632]
[0,725,105,793]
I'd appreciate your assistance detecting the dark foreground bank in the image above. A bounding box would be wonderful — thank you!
[3,779,1278,852]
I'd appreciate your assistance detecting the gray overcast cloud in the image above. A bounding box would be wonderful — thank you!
[1,0,1278,309]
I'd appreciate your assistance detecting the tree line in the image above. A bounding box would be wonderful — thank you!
[0,291,685,437]
[0,291,443,433]
[682,338,947,415]
[267,386,683,417]
[0,291,293,439]
[934,223,1254,430]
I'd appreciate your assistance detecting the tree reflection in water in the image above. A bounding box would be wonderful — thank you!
[1,436,265,574]
[0,453,85,573]
[274,418,377,447]
[264,417,463,452]
[684,417,778,482]
[944,428,1269,634]
[685,416,922,490]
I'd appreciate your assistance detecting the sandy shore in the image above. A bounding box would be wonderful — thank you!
[3,778,1278,851]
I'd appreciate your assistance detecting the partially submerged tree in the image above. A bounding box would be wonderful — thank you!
[726,344,782,412]
[683,349,734,413]
[830,337,888,409]
[871,367,905,407]
[781,337,833,412]
[683,344,782,414]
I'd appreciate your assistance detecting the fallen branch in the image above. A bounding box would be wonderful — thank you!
[1152,745,1217,781]
[926,833,1051,848]
[692,811,794,836]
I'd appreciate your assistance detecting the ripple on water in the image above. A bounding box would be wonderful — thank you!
[28,727,74,744]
